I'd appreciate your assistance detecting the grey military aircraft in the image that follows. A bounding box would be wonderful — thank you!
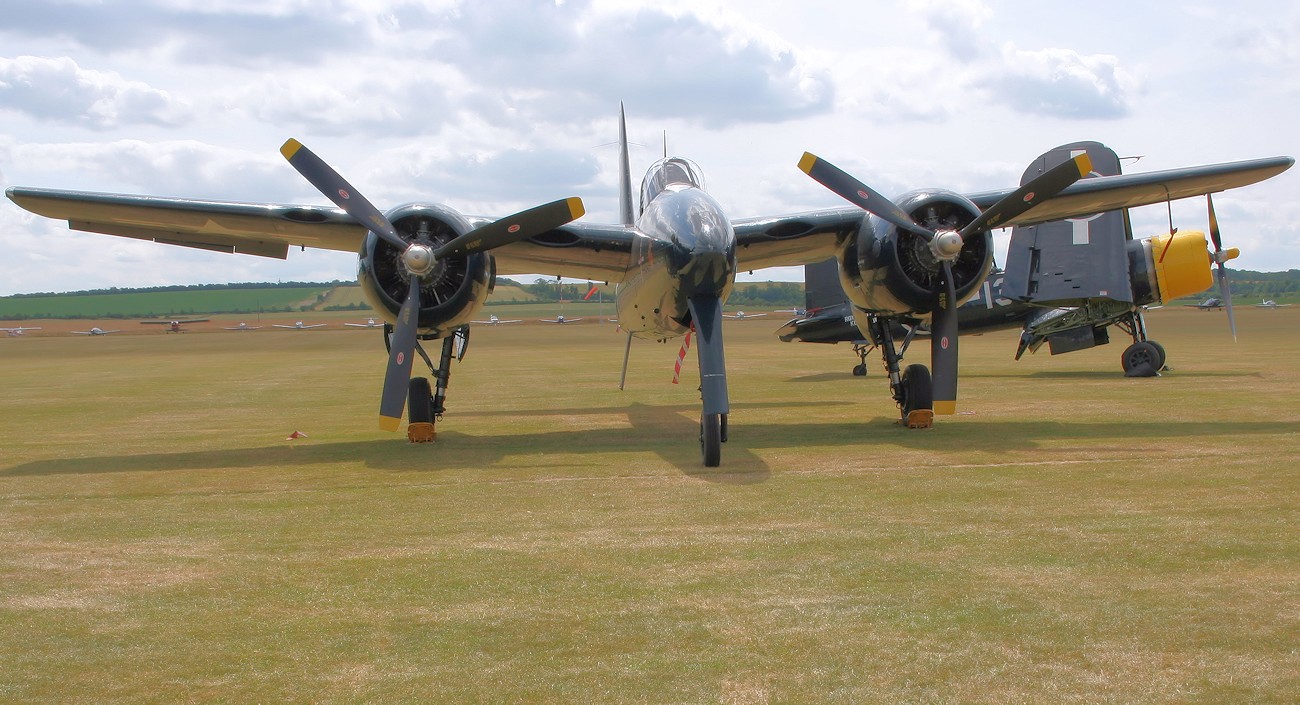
[780,141,1255,378]
[5,113,1291,465]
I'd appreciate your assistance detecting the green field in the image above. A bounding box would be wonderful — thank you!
[0,286,333,319]
[1,307,1296,703]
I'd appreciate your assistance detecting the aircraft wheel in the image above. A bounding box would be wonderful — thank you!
[700,413,722,467]
[407,377,434,424]
[852,363,868,377]
[900,363,933,416]
[1147,340,1168,369]
[1121,341,1162,375]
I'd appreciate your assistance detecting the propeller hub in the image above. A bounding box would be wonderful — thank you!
[402,243,436,276]
[931,229,964,261]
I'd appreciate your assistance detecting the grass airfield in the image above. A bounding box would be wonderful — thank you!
[1,307,1297,703]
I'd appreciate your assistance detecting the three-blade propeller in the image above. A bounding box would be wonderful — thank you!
[798,151,1091,414]
[281,138,585,431]
[1206,194,1239,341]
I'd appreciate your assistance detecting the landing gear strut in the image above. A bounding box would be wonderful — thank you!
[388,324,470,443]
[1115,311,1167,376]
[867,314,933,428]
[851,342,873,376]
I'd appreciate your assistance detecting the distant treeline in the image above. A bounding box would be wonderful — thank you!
[4,280,353,299]
[1171,269,1300,303]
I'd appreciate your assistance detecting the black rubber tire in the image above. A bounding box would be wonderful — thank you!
[407,377,433,424]
[1146,340,1167,369]
[852,363,868,377]
[1122,341,1161,374]
[900,363,933,416]
[701,413,722,467]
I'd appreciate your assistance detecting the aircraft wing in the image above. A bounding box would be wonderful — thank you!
[968,156,1294,226]
[5,187,365,258]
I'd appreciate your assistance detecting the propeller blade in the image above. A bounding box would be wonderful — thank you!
[931,261,959,415]
[378,273,422,431]
[959,152,1092,239]
[280,138,408,251]
[1207,194,1238,341]
[1216,264,1238,342]
[433,197,585,260]
[1207,192,1224,252]
[798,152,935,240]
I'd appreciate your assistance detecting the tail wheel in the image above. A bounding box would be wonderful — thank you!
[700,413,722,467]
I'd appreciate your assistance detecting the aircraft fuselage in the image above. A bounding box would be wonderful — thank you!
[615,178,736,340]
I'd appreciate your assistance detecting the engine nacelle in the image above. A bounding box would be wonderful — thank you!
[356,203,494,339]
[1127,230,1218,306]
[837,189,994,316]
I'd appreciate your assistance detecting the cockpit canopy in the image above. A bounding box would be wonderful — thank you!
[640,157,707,214]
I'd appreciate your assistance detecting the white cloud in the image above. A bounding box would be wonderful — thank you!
[0,56,191,129]
[981,46,1141,119]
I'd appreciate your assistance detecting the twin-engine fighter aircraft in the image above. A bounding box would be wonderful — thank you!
[781,141,1267,377]
[141,318,209,333]
[5,111,1291,465]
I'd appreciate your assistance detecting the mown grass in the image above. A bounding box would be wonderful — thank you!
[0,307,1296,703]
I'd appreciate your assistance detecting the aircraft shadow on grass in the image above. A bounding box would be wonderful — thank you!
[4,400,1294,481]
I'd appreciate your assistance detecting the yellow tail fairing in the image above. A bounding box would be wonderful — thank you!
[1150,230,1215,303]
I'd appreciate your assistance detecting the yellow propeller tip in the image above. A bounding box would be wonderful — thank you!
[933,400,957,415]
[797,152,818,174]
[1074,153,1093,177]
[567,196,586,219]
[379,416,402,432]
[1223,247,1241,261]
[280,138,303,160]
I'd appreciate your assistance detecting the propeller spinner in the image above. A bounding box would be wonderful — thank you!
[281,138,585,431]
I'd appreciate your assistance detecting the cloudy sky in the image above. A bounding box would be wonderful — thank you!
[1,0,1297,295]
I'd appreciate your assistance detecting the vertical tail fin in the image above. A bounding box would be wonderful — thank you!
[618,103,634,227]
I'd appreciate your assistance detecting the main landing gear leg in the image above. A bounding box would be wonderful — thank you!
[1116,310,1166,376]
[868,315,933,429]
[405,328,465,443]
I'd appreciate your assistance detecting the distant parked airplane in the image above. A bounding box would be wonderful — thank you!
[539,315,582,324]
[273,321,327,329]
[1254,299,1292,308]
[1185,297,1225,310]
[224,322,263,331]
[344,317,384,328]
[723,311,767,320]
[1,326,40,336]
[141,318,209,332]
[471,315,522,325]
[71,327,120,335]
